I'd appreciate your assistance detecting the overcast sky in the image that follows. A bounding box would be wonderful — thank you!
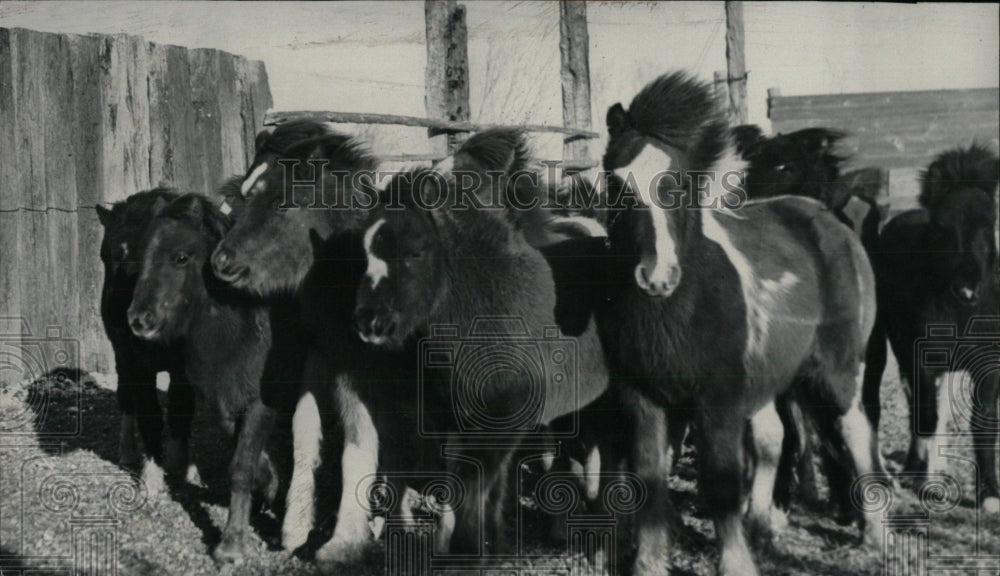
[2,1,997,159]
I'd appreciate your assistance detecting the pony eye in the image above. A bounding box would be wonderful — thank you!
[174,252,190,265]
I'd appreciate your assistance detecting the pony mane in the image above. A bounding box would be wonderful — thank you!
[919,144,1000,210]
[454,128,533,174]
[160,193,233,245]
[623,71,730,170]
[282,130,379,173]
[731,124,767,158]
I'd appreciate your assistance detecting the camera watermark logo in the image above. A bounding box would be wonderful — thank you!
[0,318,81,438]
[912,318,1000,440]
[417,317,579,440]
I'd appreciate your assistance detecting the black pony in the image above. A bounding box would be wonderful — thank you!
[96,177,245,479]
[560,71,888,575]
[863,145,999,512]
[126,193,278,562]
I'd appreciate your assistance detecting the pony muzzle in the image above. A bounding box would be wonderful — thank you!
[127,306,162,340]
[635,255,682,297]
[353,307,396,346]
[211,245,248,284]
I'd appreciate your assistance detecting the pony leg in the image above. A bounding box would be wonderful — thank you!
[701,411,757,576]
[115,361,143,469]
[904,369,944,477]
[164,374,196,479]
[282,389,323,551]
[834,379,888,550]
[971,370,1000,513]
[628,394,671,576]
[862,314,888,431]
[214,399,276,563]
[315,378,378,570]
[746,400,786,543]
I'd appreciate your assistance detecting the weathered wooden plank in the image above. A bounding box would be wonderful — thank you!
[769,87,999,114]
[559,0,592,166]
[216,54,244,183]
[725,1,747,126]
[238,59,273,169]
[189,49,224,193]
[68,33,111,373]
[41,30,80,344]
[425,0,470,154]
[98,33,152,204]
[0,28,21,327]
[264,110,600,139]
[771,102,1000,125]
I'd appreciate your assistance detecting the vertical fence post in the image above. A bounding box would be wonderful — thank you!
[425,0,470,156]
[725,1,747,126]
[559,0,592,173]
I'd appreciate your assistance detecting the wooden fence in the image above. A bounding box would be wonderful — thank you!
[0,27,272,375]
[768,86,1000,213]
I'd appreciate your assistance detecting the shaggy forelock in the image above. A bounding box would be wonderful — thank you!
[919,144,1000,211]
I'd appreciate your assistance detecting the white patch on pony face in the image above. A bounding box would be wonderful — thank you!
[363,218,388,289]
[550,215,608,238]
[614,142,681,294]
[241,161,270,197]
[702,212,800,362]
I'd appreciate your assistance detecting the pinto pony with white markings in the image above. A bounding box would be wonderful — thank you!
[863,145,999,512]
[579,72,888,575]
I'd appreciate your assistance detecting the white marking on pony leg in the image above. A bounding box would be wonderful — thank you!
[316,386,379,566]
[584,444,601,501]
[928,371,960,475]
[241,162,270,196]
[837,386,884,549]
[282,392,323,550]
[550,215,608,238]
[362,219,388,289]
[434,503,455,554]
[747,401,784,538]
[615,143,681,294]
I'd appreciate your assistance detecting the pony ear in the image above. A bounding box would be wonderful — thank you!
[151,196,170,217]
[418,173,446,208]
[254,129,272,154]
[308,228,325,258]
[606,103,629,134]
[95,204,113,227]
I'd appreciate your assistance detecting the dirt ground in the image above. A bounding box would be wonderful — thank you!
[1,350,997,576]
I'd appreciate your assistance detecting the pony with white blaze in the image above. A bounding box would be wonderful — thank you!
[556,71,891,576]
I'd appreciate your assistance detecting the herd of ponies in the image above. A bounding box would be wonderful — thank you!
[95,71,999,576]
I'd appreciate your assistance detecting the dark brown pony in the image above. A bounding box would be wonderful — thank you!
[127,193,278,562]
[96,177,246,478]
[566,71,888,575]
[863,145,999,512]
[352,168,611,555]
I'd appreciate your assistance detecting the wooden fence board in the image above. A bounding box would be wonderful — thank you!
[0,27,271,376]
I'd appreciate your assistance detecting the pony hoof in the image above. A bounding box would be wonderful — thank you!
[982,497,1000,514]
[770,507,789,533]
[213,533,249,565]
[140,460,166,497]
[315,540,367,573]
[281,525,310,552]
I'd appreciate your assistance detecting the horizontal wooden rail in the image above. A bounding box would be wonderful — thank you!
[263,110,601,140]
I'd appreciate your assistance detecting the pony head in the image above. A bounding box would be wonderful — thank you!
[211,121,379,296]
[918,144,999,305]
[129,194,232,341]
